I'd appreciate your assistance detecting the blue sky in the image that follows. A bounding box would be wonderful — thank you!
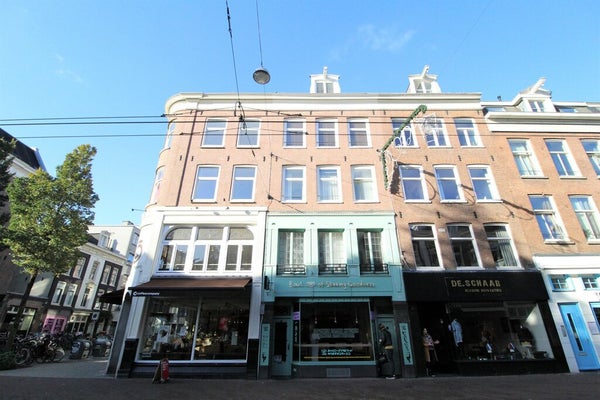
[1,0,599,226]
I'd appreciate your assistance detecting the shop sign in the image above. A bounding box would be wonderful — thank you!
[287,280,375,289]
[398,322,413,365]
[260,324,270,366]
[132,290,161,297]
[445,278,503,296]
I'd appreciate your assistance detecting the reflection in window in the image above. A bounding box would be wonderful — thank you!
[448,224,479,267]
[484,225,518,267]
[410,224,440,267]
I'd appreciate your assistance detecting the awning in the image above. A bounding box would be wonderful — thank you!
[129,277,252,297]
[99,289,125,305]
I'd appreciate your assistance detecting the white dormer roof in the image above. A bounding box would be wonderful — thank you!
[309,66,341,94]
[407,65,442,94]
[512,77,554,112]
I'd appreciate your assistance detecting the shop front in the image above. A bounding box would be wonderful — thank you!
[404,270,568,376]
[123,277,257,378]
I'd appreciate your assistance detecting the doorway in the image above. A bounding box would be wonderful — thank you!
[271,317,292,377]
[559,303,600,371]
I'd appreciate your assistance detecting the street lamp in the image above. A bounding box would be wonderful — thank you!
[253,67,270,85]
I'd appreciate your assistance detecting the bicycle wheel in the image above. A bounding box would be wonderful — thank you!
[14,347,31,367]
[52,347,65,362]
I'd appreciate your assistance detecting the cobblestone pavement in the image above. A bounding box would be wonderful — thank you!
[1,357,599,400]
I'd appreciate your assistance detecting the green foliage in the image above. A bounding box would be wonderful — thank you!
[0,138,15,235]
[2,144,99,276]
[0,351,16,370]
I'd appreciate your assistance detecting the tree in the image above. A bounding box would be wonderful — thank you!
[0,138,15,240]
[2,144,98,348]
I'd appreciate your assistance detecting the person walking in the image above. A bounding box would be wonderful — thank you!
[378,323,396,379]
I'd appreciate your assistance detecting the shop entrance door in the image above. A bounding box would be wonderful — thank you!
[559,303,600,371]
[271,317,292,377]
[376,317,399,376]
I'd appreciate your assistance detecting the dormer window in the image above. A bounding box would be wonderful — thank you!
[407,65,441,94]
[529,100,545,112]
[310,66,341,94]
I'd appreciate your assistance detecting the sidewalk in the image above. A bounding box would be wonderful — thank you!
[1,358,599,400]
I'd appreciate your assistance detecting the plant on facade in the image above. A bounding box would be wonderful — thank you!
[1,144,99,349]
[0,138,15,246]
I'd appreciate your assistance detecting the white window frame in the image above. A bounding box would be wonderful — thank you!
[448,224,481,268]
[546,139,580,177]
[316,119,338,147]
[357,230,385,272]
[159,227,193,272]
[582,275,600,290]
[435,165,464,202]
[582,139,600,176]
[399,165,429,202]
[64,284,77,307]
[52,281,67,305]
[284,119,306,148]
[347,119,371,147]
[509,139,543,177]
[392,118,417,147]
[468,165,500,201]
[484,224,520,268]
[193,165,220,201]
[202,119,227,147]
[424,119,449,147]
[410,224,442,268]
[282,166,306,202]
[529,195,568,242]
[150,166,165,204]
[164,121,176,149]
[278,230,305,268]
[528,100,546,112]
[225,228,254,272]
[455,118,482,147]
[318,230,346,267]
[237,119,260,147]
[316,165,341,202]
[550,275,572,291]
[72,257,85,278]
[230,165,257,202]
[569,195,600,242]
[351,165,378,202]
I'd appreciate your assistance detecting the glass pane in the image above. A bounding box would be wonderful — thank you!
[207,245,220,271]
[197,228,223,240]
[166,228,192,240]
[192,245,206,270]
[229,227,253,240]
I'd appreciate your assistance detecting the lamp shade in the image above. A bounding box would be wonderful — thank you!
[253,67,271,85]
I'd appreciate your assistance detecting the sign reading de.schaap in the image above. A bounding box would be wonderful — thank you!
[446,278,503,295]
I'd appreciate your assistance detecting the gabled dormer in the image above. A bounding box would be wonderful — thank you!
[407,65,442,94]
[513,77,555,112]
[310,66,341,94]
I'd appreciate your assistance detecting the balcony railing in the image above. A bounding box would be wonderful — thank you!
[318,263,348,275]
[277,264,306,275]
[359,263,389,275]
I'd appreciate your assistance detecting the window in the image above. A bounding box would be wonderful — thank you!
[529,195,567,241]
[357,230,386,273]
[284,120,305,147]
[455,118,481,147]
[529,100,546,112]
[72,257,85,278]
[150,166,165,204]
[231,166,257,201]
[448,224,480,268]
[100,266,110,284]
[193,166,220,201]
[484,225,519,267]
[399,165,428,201]
[315,81,334,93]
[423,119,448,147]
[202,119,226,147]
[550,275,572,291]
[318,230,346,274]
[80,285,94,307]
[317,166,341,202]
[278,230,305,274]
[164,121,176,149]
[89,260,99,280]
[316,119,338,147]
[570,195,600,241]
[546,139,580,177]
[435,166,463,201]
[225,228,254,271]
[351,165,378,202]
[282,166,305,202]
[468,165,500,201]
[109,269,119,286]
[65,284,77,307]
[348,119,370,147]
[582,276,600,290]
[392,118,417,147]
[410,224,441,267]
[237,120,260,147]
[159,227,193,272]
[52,282,66,305]
[582,139,600,176]
[509,139,543,177]
[192,228,224,272]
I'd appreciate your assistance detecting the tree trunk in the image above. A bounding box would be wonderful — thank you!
[5,270,38,350]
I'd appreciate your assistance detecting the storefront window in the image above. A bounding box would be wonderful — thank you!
[446,302,554,361]
[297,301,373,362]
[139,294,249,362]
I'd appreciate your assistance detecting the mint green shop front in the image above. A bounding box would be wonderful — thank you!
[259,212,415,379]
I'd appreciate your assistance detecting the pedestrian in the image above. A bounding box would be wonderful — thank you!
[378,323,395,379]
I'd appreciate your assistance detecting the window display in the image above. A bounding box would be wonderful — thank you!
[297,301,373,362]
[139,294,250,361]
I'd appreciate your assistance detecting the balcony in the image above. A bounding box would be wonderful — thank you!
[318,263,348,275]
[359,263,389,275]
[277,264,306,275]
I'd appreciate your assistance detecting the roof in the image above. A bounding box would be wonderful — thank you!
[0,128,43,171]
